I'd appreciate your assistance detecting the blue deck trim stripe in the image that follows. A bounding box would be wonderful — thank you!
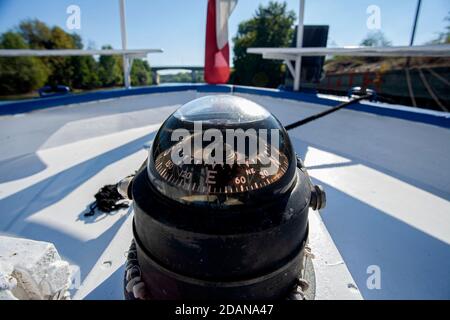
[233,86,450,129]
[0,85,230,115]
[1,84,448,129]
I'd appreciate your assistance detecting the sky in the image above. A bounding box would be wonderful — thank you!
[0,0,449,67]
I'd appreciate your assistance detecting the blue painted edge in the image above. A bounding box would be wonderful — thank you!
[233,86,450,129]
[1,84,448,129]
[0,84,231,116]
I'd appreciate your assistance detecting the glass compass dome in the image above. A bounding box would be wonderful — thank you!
[146,95,297,208]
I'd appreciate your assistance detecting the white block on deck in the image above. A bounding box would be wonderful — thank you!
[0,236,71,300]
[0,267,18,300]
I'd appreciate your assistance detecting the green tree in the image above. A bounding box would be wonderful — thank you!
[432,12,450,44]
[46,26,79,86]
[70,55,101,89]
[71,33,84,49]
[232,1,296,87]
[130,59,152,86]
[0,32,49,95]
[359,31,392,63]
[17,20,93,88]
[69,36,102,89]
[159,71,194,83]
[1,19,155,95]
[18,19,52,49]
[98,45,123,87]
[360,31,392,47]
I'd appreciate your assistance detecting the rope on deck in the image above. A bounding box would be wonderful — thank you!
[284,93,373,131]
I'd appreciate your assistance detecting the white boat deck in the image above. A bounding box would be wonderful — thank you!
[0,90,449,299]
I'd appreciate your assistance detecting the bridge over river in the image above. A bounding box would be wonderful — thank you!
[151,66,203,84]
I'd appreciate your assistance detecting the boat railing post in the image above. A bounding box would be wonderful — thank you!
[124,54,133,89]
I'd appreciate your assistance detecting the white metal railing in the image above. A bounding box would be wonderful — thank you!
[248,45,450,59]
[0,1,162,89]
[247,44,450,93]
[0,49,162,57]
[0,48,163,89]
[249,0,448,91]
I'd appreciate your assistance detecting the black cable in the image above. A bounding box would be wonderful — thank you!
[285,94,372,131]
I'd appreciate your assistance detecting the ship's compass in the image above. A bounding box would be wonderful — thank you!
[147,95,296,208]
[124,95,326,300]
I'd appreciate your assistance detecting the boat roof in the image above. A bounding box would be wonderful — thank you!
[0,85,449,299]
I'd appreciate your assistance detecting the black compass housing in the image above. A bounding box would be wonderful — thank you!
[131,95,324,300]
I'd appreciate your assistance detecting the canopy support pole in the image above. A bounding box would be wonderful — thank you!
[119,0,131,88]
[293,0,305,91]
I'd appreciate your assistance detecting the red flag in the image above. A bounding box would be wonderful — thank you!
[204,0,237,84]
